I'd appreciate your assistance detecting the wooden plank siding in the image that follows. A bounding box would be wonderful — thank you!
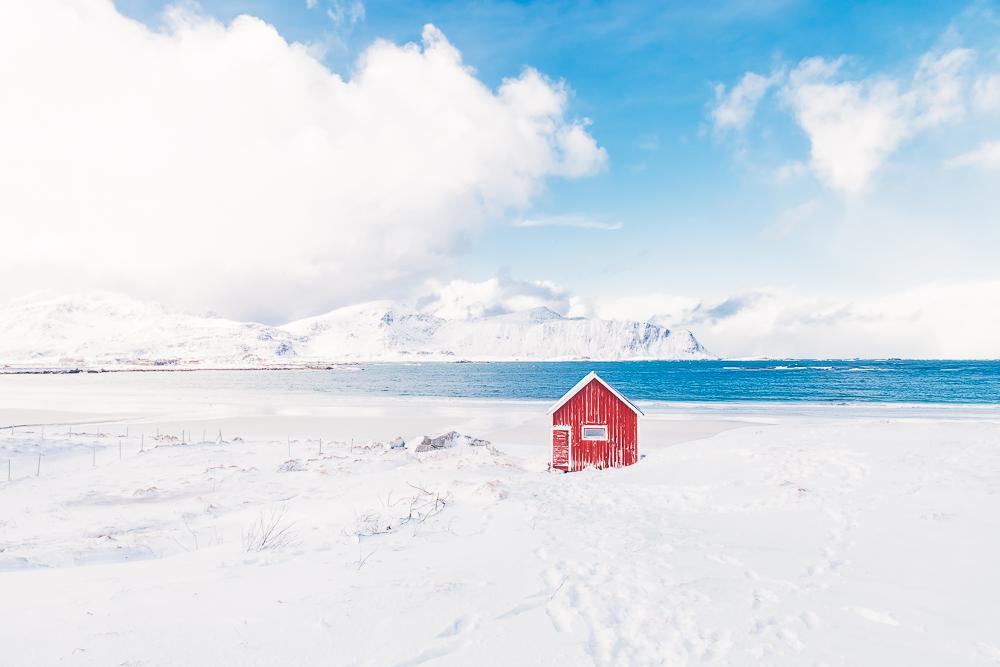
[552,378,638,470]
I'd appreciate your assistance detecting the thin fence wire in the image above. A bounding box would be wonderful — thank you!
[1,423,357,484]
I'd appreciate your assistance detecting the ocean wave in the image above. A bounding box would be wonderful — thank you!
[723,365,832,372]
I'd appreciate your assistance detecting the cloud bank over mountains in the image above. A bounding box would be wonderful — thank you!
[0,1,605,323]
[412,275,1000,359]
[418,272,591,321]
[595,280,1000,360]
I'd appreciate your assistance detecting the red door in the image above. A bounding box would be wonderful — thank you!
[552,427,570,471]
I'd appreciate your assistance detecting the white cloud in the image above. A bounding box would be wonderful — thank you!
[780,49,973,193]
[514,215,622,230]
[714,47,980,193]
[595,281,1000,359]
[766,198,821,238]
[946,140,1000,168]
[0,2,605,323]
[417,273,591,320]
[710,70,780,133]
[595,293,701,323]
[326,0,365,29]
[973,74,1000,112]
[773,159,808,183]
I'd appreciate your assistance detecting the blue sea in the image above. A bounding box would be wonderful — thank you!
[177,359,1000,404]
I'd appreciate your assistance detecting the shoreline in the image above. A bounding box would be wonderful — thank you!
[4,355,1000,375]
[1,372,999,416]
[3,360,998,409]
[2,387,999,435]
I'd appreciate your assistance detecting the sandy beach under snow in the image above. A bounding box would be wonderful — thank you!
[1,373,999,665]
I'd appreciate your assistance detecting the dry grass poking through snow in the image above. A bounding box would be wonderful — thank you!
[243,505,298,552]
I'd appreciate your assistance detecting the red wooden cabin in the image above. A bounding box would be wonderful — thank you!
[548,371,642,471]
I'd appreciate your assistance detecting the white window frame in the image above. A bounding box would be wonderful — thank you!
[581,424,608,441]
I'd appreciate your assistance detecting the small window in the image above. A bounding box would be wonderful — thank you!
[581,425,608,440]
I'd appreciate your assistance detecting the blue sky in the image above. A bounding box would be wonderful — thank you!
[2,1,999,356]
[110,0,998,304]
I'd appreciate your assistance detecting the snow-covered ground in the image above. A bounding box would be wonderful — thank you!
[1,376,999,665]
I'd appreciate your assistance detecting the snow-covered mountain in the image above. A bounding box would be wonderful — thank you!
[0,292,297,368]
[286,302,710,361]
[0,293,712,369]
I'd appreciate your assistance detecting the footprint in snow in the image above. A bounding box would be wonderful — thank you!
[848,606,900,626]
[436,613,478,638]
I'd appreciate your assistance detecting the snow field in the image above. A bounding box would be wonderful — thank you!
[1,394,999,664]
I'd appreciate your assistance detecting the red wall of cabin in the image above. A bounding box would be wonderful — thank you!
[552,379,637,470]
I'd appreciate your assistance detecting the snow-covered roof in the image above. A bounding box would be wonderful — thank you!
[546,371,644,416]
